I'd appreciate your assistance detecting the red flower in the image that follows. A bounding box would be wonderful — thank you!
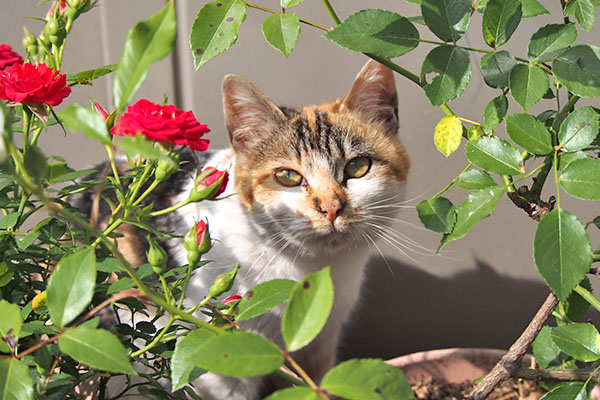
[0,63,71,106]
[94,102,108,120]
[195,168,229,200]
[222,293,242,304]
[0,44,23,70]
[111,99,210,151]
[195,220,208,247]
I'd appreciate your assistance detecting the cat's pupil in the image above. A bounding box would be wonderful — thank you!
[344,156,371,179]
[274,168,303,187]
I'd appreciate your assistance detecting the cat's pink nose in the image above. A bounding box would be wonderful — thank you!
[321,200,342,222]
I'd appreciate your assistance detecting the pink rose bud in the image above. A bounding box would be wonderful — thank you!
[183,220,211,266]
[94,102,108,120]
[188,167,229,202]
[222,293,242,304]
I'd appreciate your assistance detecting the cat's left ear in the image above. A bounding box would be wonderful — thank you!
[341,59,399,135]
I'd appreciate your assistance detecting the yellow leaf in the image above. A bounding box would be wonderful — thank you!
[434,115,463,157]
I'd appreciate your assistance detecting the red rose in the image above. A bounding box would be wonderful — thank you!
[191,168,229,200]
[111,99,210,151]
[0,63,71,106]
[0,44,23,70]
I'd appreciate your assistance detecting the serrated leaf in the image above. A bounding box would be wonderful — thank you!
[281,0,304,7]
[321,359,414,400]
[421,0,472,42]
[58,326,135,374]
[528,24,577,62]
[532,326,562,369]
[67,64,118,86]
[482,0,522,48]
[558,106,600,152]
[265,387,322,400]
[465,136,523,175]
[282,267,334,352]
[520,0,549,18]
[261,13,300,58]
[47,248,96,328]
[190,331,283,377]
[563,277,592,322]
[456,169,498,190]
[416,197,456,233]
[534,209,592,301]
[421,45,472,106]
[505,113,553,155]
[553,45,600,98]
[59,104,111,146]
[113,2,177,110]
[439,186,503,250]
[433,115,463,157]
[190,0,247,69]
[540,382,586,400]
[236,279,296,321]
[551,323,600,362]
[323,9,419,57]
[483,94,508,130]
[0,300,21,354]
[171,330,212,391]
[509,64,549,111]
[559,158,600,200]
[0,213,19,229]
[0,358,33,400]
[564,0,595,31]
[480,50,516,88]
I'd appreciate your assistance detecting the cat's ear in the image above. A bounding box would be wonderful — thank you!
[341,59,399,135]
[222,74,286,152]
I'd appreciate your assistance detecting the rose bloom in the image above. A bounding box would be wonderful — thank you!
[197,167,229,199]
[0,44,23,70]
[0,62,71,106]
[111,99,210,151]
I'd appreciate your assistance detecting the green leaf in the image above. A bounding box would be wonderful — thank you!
[532,326,562,369]
[416,197,456,234]
[190,0,247,70]
[563,277,592,322]
[483,94,508,130]
[323,9,419,57]
[528,24,577,62]
[482,0,522,48]
[553,45,600,98]
[558,106,600,152]
[58,326,135,374]
[118,135,174,164]
[171,329,212,391]
[455,169,498,190]
[551,323,600,361]
[540,382,586,400]
[0,300,21,354]
[47,248,96,328]
[465,136,523,175]
[520,0,549,18]
[282,267,334,351]
[321,359,414,400]
[420,0,472,42]
[0,358,33,400]
[439,186,503,250]
[509,64,549,111]
[190,331,283,377]
[559,151,589,172]
[67,64,118,86]
[59,104,111,146]
[433,115,463,157]
[564,0,595,31]
[480,50,516,88]
[505,113,553,155]
[421,45,472,106]
[0,262,14,287]
[236,279,296,321]
[265,387,321,400]
[280,0,304,8]
[559,158,600,200]
[533,209,592,301]
[261,13,300,58]
[113,2,177,110]
[0,213,19,229]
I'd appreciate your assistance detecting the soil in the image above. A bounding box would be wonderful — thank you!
[411,377,547,400]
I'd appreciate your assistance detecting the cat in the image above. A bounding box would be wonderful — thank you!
[75,59,410,399]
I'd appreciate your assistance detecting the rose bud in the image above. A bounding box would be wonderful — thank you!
[146,235,167,275]
[222,293,242,304]
[208,264,240,299]
[94,102,108,120]
[155,154,179,182]
[183,220,211,266]
[188,167,228,202]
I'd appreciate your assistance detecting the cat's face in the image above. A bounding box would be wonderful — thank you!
[222,60,410,255]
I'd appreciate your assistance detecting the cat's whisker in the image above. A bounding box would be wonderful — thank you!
[364,223,435,259]
[361,231,396,278]
[364,221,434,254]
[365,225,418,265]
[362,193,405,208]
[367,214,428,231]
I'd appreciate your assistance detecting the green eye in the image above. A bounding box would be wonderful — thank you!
[274,168,303,187]
[345,156,371,179]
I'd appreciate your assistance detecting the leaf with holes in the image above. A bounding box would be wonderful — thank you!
[482,0,522,48]
[528,23,577,61]
[420,0,472,42]
[553,45,600,98]
[559,158,600,200]
[564,0,595,31]
[484,95,508,130]
[433,115,463,157]
[551,323,600,362]
[323,9,419,58]
[421,45,472,106]
[190,0,247,70]
[505,113,553,155]
[416,197,456,234]
[533,209,592,301]
[236,279,296,321]
[466,136,523,175]
[480,50,516,88]
[282,267,334,351]
[509,64,549,111]
[262,13,300,58]
[0,358,33,400]
[558,106,600,152]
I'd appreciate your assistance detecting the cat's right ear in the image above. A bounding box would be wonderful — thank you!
[222,75,285,152]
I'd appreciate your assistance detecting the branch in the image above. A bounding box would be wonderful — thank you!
[514,366,600,382]
[466,292,558,400]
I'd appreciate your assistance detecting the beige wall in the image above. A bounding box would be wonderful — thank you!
[3,1,599,359]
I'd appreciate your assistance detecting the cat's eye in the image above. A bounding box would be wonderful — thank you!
[274,168,304,187]
[345,156,371,179]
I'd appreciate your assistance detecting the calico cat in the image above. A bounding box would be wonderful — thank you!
[77,59,410,399]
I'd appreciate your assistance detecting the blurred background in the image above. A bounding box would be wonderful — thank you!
[2,0,599,361]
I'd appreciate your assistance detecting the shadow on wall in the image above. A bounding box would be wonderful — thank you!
[339,257,555,361]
